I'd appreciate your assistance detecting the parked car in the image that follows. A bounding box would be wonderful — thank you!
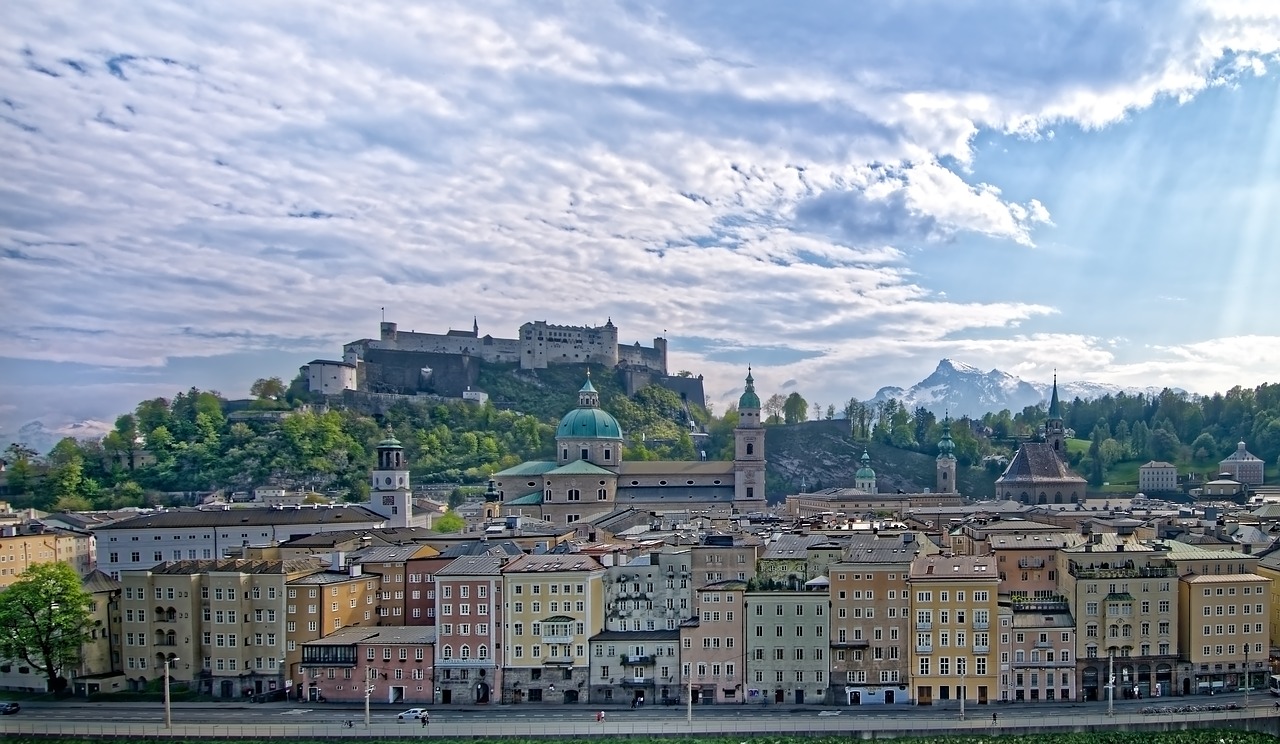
[1,702,20,715]
[396,708,427,721]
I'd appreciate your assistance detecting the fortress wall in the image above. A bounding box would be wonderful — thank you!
[361,349,480,397]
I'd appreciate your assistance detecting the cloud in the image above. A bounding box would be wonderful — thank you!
[2,1,1279,425]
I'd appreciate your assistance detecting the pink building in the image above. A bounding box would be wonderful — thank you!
[434,555,506,704]
[300,627,436,704]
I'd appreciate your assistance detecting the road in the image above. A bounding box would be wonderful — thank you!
[4,688,1269,725]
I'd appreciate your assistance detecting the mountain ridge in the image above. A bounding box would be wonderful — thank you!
[871,358,1177,417]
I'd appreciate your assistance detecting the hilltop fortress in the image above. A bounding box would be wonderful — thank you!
[305,318,701,405]
[360,318,667,372]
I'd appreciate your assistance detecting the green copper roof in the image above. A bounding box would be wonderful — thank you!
[556,407,623,440]
[855,449,875,478]
[505,491,544,506]
[493,461,558,477]
[937,415,956,460]
[738,368,761,410]
[548,460,616,476]
[579,377,597,394]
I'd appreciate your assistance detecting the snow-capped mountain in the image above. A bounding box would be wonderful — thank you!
[870,359,1171,417]
[1,419,114,455]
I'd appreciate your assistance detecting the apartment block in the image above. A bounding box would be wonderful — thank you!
[680,579,747,704]
[744,579,830,705]
[588,629,680,706]
[1058,537,1179,701]
[300,626,436,704]
[499,554,605,704]
[828,533,924,706]
[286,563,382,698]
[907,554,999,706]
[1005,596,1076,701]
[120,558,318,698]
[434,555,506,704]
[0,522,95,588]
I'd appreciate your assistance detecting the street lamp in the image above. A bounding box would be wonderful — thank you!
[164,656,180,729]
[1244,644,1250,708]
[959,671,966,721]
[1106,652,1114,717]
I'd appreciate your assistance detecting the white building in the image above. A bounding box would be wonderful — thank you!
[303,359,358,395]
[93,505,386,578]
[1138,461,1178,493]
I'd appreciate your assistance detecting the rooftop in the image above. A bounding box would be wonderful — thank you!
[94,505,385,530]
[502,554,604,574]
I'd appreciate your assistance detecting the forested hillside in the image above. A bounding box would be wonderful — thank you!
[1,364,715,512]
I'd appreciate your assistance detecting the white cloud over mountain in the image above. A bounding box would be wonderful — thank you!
[3,1,1280,426]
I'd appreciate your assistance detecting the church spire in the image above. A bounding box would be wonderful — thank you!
[1047,372,1062,421]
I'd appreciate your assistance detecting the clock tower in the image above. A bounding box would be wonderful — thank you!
[370,429,413,527]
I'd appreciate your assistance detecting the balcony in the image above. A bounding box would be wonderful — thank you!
[1068,564,1176,580]
[972,621,989,630]
[543,656,574,666]
[1018,557,1046,569]
[831,639,870,649]
[625,654,654,665]
[541,635,573,645]
[915,622,932,631]
[916,644,933,653]
[621,677,651,687]
[1035,640,1054,649]
[973,644,990,654]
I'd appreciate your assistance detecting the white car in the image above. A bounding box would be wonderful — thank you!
[397,708,428,721]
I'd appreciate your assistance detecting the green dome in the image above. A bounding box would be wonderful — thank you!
[556,407,623,440]
[936,415,956,460]
[855,449,875,478]
[377,429,403,449]
[738,368,761,410]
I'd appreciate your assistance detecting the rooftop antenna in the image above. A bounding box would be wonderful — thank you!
[381,306,385,322]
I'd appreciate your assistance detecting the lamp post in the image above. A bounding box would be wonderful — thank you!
[1244,643,1250,708]
[164,656,180,729]
[686,670,693,724]
[364,672,374,729]
[959,671,966,721]
[1106,652,1114,717]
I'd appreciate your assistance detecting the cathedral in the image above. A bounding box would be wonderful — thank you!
[490,370,768,526]
[994,376,1087,504]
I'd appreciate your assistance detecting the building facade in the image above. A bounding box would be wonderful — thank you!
[434,555,505,705]
[1138,462,1179,494]
[907,555,1000,707]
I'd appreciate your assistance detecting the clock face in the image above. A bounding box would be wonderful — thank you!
[382,494,396,506]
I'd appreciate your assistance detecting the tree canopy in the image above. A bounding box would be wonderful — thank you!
[0,562,93,692]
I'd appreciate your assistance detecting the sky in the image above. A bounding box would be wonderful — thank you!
[3,1,1280,436]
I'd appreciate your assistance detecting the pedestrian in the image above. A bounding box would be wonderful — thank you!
[597,710,606,723]
[421,712,429,728]
[992,712,998,724]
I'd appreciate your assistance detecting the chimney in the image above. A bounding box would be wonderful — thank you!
[331,550,346,570]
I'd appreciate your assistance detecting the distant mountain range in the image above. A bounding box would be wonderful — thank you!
[870,359,1176,418]
[1,419,114,456]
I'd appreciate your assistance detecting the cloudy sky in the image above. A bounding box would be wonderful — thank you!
[3,1,1280,433]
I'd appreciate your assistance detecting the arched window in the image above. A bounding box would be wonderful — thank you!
[746,442,754,455]
[442,645,452,660]
[460,645,470,659]
[477,645,488,660]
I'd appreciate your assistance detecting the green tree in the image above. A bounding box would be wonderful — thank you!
[433,510,465,533]
[1190,432,1218,460]
[0,562,93,692]
[763,394,786,425]
[782,393,808,425]
[251,377,287,401]
[4,442,39,495]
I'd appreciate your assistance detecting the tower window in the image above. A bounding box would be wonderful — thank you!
[562,449,569,460]
[604,449,612,461]
[581,448,589,460]
[746,443,754,455]
[746,487,754,499]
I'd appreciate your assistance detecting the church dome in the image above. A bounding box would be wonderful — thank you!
[555,376,623,440]
[855,449,876,479]
[556,407,623,440]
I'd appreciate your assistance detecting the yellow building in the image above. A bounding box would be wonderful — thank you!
[908,554,1000,707]
[286,563,383,700]
[1255,550,1280,652]
[0,523,95,589]
[499,553,605,704]
[1169,541,1270,696]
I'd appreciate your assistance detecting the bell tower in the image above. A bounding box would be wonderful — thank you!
[734,368,765,507]
[482,478,503,520]
[1045,373,1066,457]
[370,428,412,527]
[936,414,957,494]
